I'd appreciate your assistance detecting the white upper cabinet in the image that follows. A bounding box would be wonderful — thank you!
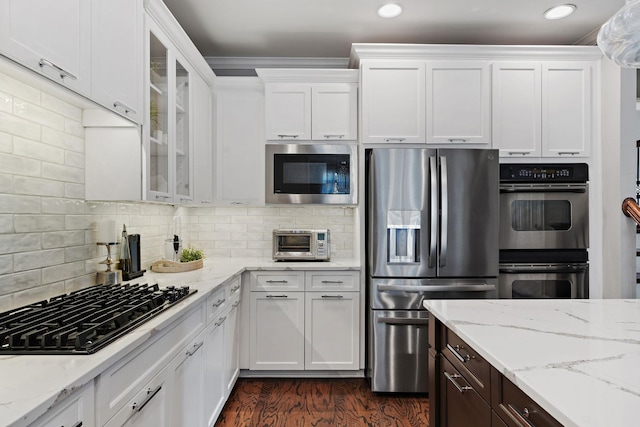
[265,84,312,140]
[492,62,542,157]
[426,61,491,145]
[542,62,592,157]
[91,0,143,123]
[259,69,359,142]
[361,61,426,144]
[192,73,213,206]
[0,0,91,95]
[311,84,358,141]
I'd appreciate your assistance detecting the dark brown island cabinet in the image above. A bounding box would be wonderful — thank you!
[428,313,563,427]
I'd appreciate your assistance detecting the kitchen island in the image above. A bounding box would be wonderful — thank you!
[424,299,640,427]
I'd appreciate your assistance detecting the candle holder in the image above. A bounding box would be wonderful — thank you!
[96,241,122,285]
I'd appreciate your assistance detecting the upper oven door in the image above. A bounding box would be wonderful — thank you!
[499,183,588,250]
[266,143,357,204]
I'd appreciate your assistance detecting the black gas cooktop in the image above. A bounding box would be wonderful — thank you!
[0,282,196,355]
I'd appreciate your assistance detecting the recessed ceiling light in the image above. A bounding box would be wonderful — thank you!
[378,3,403,19]
[544,4,576,20]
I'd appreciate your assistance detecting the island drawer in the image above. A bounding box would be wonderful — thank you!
[442,328,491,402]
[492,371,562,427]
[440,356,491,427]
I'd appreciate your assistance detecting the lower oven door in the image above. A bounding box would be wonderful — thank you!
[369,310,429,393]
[498,263,589,299]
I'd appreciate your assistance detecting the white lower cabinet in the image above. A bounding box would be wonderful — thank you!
[203,310,227,426]
[305,291,360,370]
[169,334,206,427]
[248,270,361,372]
[249,291,306,370]
[30,381,95,427]
[225,294,241,395]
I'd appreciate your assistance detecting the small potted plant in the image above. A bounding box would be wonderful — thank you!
[180,245,204,263]
[151,244,204,273]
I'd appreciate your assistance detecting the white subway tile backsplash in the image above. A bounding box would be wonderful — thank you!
[64,119,85,138]
[0,91,12,113]
[14,176,65,197]
[14,215,65,233]
[0,131,12,152]
[41,163,84,183]
[0,255,12,274]
[0,215,12,234]
[14,248,65,271]
[64,215,95,231]
[64,150,84,168]
[0,111,41,140]
[65,244,98,262]
[13,98,65,131]
[0,270,41,295]
[13,282,65,307]
[64,182,85,199]
[41,93,82,121]
[41,198,85,215]
[0,72,40,104]
[0,173,11,193]
[0,233,41,255]
[42,230,85,249]
[41,127,83,153]
[0,194,41,214]
[0,152,41,177]
[41,261,86,285]
[14,135,65,164]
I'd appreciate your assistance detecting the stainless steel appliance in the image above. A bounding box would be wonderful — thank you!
[272,229,330,261]
[0,283,196,354]
[266,143,357,204]
[499,163,589,299]
[366,148,499,393]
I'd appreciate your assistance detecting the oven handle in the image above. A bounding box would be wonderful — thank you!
[377,283,496,293]
[499,183,587,193]
[499,264,588,274]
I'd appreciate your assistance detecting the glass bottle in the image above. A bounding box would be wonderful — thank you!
[119,224,132,274]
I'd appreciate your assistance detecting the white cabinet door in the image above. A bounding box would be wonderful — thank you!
[215,79,265,205]
[304,292,359,370]
[204,313,227,426]
[91,0,142,123]
[426,61,491,145]
[30,381,95,427]
[265,84,311,140]
[173,53,194,204]
[169,334,206,427]
[542,62,592,157]
[192,73,214,205]
[249,291,305,370]
[311,84,358,141]
[225,296,241,396]
[0,0,91,95]
[492,62,542,157]
[361,61,426,144]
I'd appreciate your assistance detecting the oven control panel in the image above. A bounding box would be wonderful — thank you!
[499,163,588,183]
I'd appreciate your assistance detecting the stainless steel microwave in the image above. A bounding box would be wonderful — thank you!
[266,143,357,204]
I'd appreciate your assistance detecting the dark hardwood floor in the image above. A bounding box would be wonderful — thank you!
[215,378,430,427]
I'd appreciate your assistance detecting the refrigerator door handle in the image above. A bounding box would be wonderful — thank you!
[377,283,496,292]
[440,156,448,267]
[429,156,438,268]
[377,316,429,325]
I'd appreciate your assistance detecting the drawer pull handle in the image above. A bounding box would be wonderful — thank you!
[384,138,406,142]
[277,134,299,139]
[447,343,475,363]
[266,294,288,298]
[186,341,204,356]
[507,404,535,427]
[215,316,227,326]
[232,300,240,308]
[321,280,344,284]
[132,385,162,412]
[212,298,226,308]
[71,422,83,427]
[231,285,241,292]
[447,138,468,143]
[321,295,344,298]
[443,371,472,394]
[266,280,288,283]
[323,134,345,139]
[558,152,578,156]
[508,152,531,156]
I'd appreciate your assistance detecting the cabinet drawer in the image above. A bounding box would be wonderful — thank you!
[494,373,562,427]
[249,271,304,291]
[228,276,242,298]
[305,271,359,291]
[441,357,491,427]
[442,328,491,402]
[95,302,206,424]
[30,380,95,427]
[207,286,227,323]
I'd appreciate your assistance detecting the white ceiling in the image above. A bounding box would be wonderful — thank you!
[162,0,625,64]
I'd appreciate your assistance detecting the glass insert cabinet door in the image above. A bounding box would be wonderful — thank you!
[175,59,192,202]
[148,30,170,199]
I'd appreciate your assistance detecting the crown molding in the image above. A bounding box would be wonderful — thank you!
[255,68,358,83]
[205,56,349,71]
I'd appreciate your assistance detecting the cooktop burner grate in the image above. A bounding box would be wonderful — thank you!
[0,283,196,355]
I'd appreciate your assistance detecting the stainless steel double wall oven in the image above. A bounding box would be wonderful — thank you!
[366,148,499,393]
[499,163,589,299]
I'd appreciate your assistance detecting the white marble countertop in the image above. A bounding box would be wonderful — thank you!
[423,299,640,427]
[0,257,360,427]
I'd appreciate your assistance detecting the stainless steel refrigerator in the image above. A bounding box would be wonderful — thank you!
[366,148,499,393]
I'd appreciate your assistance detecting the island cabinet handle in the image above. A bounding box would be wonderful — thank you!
[132,385,162,412]
[446,343,475,364]
[507,403,536,427]
[443,371,472,393]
